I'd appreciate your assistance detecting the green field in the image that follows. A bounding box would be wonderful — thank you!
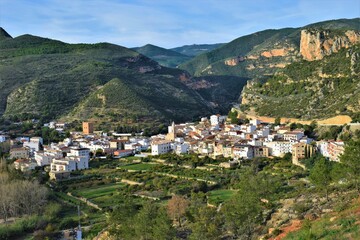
[118,163,157,171]
[208,189,236,204]
[74,183,124,199]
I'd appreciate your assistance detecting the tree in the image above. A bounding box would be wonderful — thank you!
[107,199,138,239]
[274,117,281,126]
[167,195,189,227]
[228,110,239,124]
[190,205,224,240]
[309,157,332,200]
[108,200,174,240]
[340,140,360,193]
[222,171,264,239]
[0,172,48,221]
[222,187,262,239]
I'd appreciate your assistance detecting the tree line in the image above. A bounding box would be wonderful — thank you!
[0,160,48,222]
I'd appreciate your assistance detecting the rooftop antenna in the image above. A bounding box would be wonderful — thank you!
[76,205,82,240]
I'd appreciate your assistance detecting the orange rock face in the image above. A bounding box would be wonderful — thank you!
[300,29,360,61]
[224,56,245,66]
[224,58,239,66]
[261,48,289,58]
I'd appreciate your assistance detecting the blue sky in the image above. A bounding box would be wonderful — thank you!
[0,0,359,48]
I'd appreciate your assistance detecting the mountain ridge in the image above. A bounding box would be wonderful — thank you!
[132,44,191,67]
[0,18,359,128]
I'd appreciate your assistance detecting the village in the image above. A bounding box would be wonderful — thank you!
[1,114,345,179]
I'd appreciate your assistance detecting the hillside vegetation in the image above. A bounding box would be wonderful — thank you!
[241,44,360,120]
[179,18,359,78]
[0,32,221,126]
[133,44,192,68]
[171,43,224,56]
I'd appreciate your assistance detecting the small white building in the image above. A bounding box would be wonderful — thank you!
[316,141,330,158]
[250,119,261,126]
[0,135,8,143]
[50,155,88,172]
[14,159,37,172]
[151,140,172,155]
[124,143,142,153]
[233,145,254,159]
[283,130,304,142]
[210,115,218,126]
[240,124,256,134]
[265,141,294,157]
[173,143,189,155]
[256,126,270,137]
[10,147,29,159]
[35,150,63,166]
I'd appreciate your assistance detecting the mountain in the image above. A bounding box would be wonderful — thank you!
[171,43,225,56]
[179,18,360,121]
[0,27,12,40]
[179,18,359,78]
[132,44,191,68]
[0,32,224,127]
[1,18,358,127]
[241,44,360,120]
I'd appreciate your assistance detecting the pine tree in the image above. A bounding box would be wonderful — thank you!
[309,157,332,200]
[340,140,360,193]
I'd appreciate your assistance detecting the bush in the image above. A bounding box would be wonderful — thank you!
[59,218,78,229]
[0,215,42,239]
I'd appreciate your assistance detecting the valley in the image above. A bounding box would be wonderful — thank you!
[0,16,360,240]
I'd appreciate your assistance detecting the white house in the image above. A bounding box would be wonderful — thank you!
[24,141,41,152]
[256,126,270,137]
[283,130,304,142]
[67,148,90,168]
[14,159,37,172]
[233,145,254,159]
[316,141,330,158]
[173,143,189,155]
[10,147,29,159]
[68,148,90,160]
[50,155,89,172]
[151,140,172,155]
[35,149,63,166]
[240,124,256,134]
[51,158,76,172]
[124,143,142,153]
[0,135,8,143]
[248,139,263,147]
[265,141,294,157]
[30,137,43,145]
[250,119,261,126]
[210,115,219,125]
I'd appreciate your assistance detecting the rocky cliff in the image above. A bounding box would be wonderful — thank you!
[300,29,360,61]
[240,44,360,121]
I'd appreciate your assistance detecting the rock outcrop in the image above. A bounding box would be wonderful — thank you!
[260,48,293,58]
[300,29,360,61]
[224,56,245,66]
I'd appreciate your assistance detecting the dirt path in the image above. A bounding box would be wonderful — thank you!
[243,113,352,125]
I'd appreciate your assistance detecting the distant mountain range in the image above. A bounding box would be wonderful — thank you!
[0,17,359,128]
[0,28,245,129]
[132,44,192,68]
[132,43,224,68]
